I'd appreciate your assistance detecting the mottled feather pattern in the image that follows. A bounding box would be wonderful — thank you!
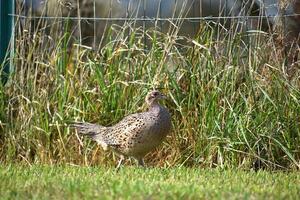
[71,90,172,167]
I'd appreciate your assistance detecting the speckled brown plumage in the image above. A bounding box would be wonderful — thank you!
[71,90,172,168]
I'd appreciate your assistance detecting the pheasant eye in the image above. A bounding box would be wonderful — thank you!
[153,92,159,96]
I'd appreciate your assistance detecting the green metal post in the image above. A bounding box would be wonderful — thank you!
[0,0,14,85]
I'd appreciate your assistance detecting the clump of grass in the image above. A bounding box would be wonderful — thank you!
[0,5,299,170]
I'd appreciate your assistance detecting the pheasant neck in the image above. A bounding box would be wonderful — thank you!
[149,101,161,114]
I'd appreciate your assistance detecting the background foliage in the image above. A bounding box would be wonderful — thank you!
[0,11,299,170]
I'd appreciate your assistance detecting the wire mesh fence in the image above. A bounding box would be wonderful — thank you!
[12,0,299,49]
[10,0,299,72]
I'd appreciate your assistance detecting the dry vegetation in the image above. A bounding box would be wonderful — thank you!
[0,4,299,170]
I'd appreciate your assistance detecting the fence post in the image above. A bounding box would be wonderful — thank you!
[0,0,14,85]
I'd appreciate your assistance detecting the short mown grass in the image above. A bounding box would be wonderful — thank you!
[0,165,299,199]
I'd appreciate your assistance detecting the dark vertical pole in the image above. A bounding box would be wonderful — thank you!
[0,0,14,85]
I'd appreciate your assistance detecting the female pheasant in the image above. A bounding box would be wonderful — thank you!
[72,90,172,168]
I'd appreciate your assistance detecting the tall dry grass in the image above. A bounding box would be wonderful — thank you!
[0,3,299,170]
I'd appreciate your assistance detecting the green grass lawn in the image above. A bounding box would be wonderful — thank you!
[0,165,299,200]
